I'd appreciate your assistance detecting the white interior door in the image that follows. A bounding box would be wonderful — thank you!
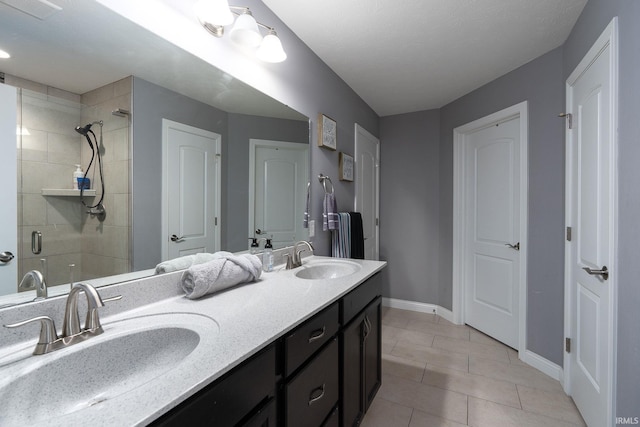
[162,120,220,261]
[354,124,379,260]
[0,84,17,294]
[249,139,308,248]
[463,116,521,349]
[565,18,617,427]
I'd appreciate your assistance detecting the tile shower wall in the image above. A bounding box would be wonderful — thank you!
[11,74,131,287]
[80,77,131,280]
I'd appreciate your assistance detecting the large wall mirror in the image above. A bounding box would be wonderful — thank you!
[0,0,310,307]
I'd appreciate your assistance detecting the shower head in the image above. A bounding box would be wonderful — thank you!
[75,123,92,136]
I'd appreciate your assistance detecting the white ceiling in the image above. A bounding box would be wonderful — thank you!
[262,0,587,117]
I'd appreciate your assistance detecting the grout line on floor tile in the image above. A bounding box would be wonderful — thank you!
[515,382,523,410]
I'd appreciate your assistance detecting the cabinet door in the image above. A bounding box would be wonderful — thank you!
[341,311,365,427]
[363,297,382,410]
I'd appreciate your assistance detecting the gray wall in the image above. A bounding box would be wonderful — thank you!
[226,113,309,252]
[563,0,640,420]
[379,110,441,302]
[132,77,228,270]
[438,47,566,365]
[379,48,565,365]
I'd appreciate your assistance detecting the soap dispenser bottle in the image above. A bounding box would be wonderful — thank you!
[249,238,260,255]
[73,164,83,190]
[263,238,274,272]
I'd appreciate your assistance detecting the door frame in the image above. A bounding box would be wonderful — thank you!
[354,123,380,260]
[452,101,528,356]
[161,119,221,261]
[563,17,618,425]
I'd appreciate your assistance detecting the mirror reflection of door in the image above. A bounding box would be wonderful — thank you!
[249,139,309,249]
[0,84,17,294]
[162,119,221,261]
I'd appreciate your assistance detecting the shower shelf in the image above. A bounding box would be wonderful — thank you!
[41,189,96,197]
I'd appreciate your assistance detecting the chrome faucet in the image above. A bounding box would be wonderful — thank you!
[3,282,121,355]
[286,240,314,269]
[62,283,106,336]
[19,270,47,300]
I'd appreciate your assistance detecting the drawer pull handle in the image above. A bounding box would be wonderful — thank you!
[308,326,326,343]
[308,383,326,406]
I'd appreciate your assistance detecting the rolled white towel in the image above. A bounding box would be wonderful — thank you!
[180,254,262,299]
[155,251,233,274]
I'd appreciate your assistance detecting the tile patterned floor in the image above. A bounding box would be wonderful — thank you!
[361,307,586,427]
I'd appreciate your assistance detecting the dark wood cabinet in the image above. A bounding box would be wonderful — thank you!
[151,344,277,427]
[151,271,383,427]
[340,297,382,427]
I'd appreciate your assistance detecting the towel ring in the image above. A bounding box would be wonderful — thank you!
[318,174,334,194]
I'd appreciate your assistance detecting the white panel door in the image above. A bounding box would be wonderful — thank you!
[354,124,379,260]
[0,84,17,294]
[464,117,520,348]
[565,19,616,427]
[249,139,308,248]
[162,120,220,261]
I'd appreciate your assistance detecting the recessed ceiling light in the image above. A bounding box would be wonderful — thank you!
[0,49,10,59]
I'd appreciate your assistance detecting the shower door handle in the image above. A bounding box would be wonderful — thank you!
[0,251,14,263]
[170,234,185,243]
[32,231,42,254]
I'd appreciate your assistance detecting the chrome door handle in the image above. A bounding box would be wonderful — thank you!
[170,234,185,243]
[0,251,14,263]
[505,242,520,251]
[583,266,608,280]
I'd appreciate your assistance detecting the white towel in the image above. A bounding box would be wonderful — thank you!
[180,254,262,299]
[155,251,233,274]
[323,192,338,231]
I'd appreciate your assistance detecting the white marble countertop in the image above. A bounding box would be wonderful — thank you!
[0,256,386,427]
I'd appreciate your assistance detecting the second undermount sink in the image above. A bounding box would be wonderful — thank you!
[295,259,361,280]
[0,312,219,426]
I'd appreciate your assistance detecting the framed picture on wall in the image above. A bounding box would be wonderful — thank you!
[318,113,337,150]
[339,152,354,181]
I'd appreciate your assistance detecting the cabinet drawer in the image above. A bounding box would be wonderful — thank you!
[285,338,339,427]
[322,405,340,427]
[284,303,339,377]
[341,272,382,325]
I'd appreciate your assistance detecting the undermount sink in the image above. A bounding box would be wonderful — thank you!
[0,312,219,426]
[295,260,361,280]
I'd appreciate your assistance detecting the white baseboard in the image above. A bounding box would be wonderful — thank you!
[382,297,457,324]
[382,297,563,382]
[522,350,563,381]
[382,297,437,314]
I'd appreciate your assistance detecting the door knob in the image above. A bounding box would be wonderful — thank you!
[0,251,14,263]
[505,242,520,251]
[170,234,185,243]
[583,266,608,280]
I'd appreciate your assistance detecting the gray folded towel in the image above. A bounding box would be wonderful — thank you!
[323,192,338,231]
[180,254,262,299]
[155,251,233,274]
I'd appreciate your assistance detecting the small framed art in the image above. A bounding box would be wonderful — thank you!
[339,152,354,181]
[318,113,337,150]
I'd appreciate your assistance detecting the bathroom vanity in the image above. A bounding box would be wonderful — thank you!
[0,256,386,427]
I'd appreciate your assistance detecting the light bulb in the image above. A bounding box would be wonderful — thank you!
[194,0,234,26]
[256,30,287,63]
[229,11,262,48]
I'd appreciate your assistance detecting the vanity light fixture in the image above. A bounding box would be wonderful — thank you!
[195,0,287,63]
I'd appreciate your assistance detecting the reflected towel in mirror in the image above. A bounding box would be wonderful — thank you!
[154,251,233,274]
[180,254,262,299]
